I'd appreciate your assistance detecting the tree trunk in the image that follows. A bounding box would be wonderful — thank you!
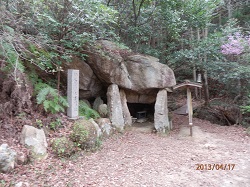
[203,28,209,105]
[202,70,210,106]
[193,67,198,99]
[233,78,243,103]
[227,0,233,18]
[196,28,202,99]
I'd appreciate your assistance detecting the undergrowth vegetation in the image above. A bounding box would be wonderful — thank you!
[0,0,250,127]
[70,120,101,151]
[51,137,76,158]
[79,100,100,120]
[36,86,68,114]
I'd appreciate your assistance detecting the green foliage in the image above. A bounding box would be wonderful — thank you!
[28,70,68,114]
[51,137,75,158]
[79,100,100,120]
[70,120,101,151]
[27,43,62,73]
[0,0,118,81]
[70,122,89,149]
[241,95,250,114]
[36,85,68,114]
[242,106,250,114]
[182,0,220,29]
[33,0,118,44]
[0,34,25,77]
[49,118,62,131]
[233,5,250,28]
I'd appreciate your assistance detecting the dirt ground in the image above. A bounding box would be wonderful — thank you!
[1,114,250,187]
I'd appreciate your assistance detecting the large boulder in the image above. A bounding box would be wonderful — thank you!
[124,89,157,103]
[61,56,103,99]
[20,125,48,161]
[83,40,176,102]
[0,144,16,173]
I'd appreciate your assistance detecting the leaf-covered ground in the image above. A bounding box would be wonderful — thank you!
[1,114,250,187]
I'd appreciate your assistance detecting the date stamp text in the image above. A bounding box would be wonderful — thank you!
[196,164,235,170]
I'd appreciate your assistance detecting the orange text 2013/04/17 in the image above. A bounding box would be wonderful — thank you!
[195,164,235,170]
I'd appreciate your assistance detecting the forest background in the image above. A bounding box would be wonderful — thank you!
[0,0,250,126]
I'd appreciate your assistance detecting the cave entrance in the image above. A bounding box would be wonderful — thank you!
[127,103,155,122]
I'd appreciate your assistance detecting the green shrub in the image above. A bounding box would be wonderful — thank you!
[36,85,68,114]
[70,120,100,150]
[51,137,75,158]
[79,100,100,119]
[70,121,89,149]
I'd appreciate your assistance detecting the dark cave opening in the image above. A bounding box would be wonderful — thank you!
[127,103,155,122]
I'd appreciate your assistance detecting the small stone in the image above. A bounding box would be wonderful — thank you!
[20,125,48,161]
[96,118,114,138]
[93,97,104,111]
[98,104,108,118]
[16,152,28,165]
[0,144,16,173]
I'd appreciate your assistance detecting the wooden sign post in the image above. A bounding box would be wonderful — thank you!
[173,80,202,136]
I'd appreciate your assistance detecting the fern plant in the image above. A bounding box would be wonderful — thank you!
[241,105,250,114]
[36,85,68,114]
[79,100,100,119]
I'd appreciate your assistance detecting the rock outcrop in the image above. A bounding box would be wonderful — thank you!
[60,40,175,101]
[60,40,176,132]
[61,56,103,99]
[83,40,176,102]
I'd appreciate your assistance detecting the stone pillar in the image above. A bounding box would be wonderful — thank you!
[107,84,125,131]
[120,89,132,126]
[67,69,79,119]
[154,89,169,133]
